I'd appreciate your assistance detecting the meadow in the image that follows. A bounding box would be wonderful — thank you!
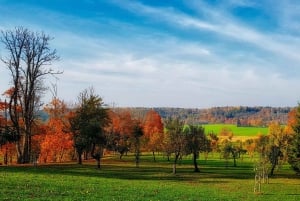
[1,154,299,201]
[203,124,269,136]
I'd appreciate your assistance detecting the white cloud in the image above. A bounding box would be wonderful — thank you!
[1,0,300,107]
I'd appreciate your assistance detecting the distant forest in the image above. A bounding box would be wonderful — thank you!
[112,106,293,126]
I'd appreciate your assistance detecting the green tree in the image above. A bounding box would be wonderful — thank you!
[288,104,300,174]
[221,139,240,167]
[184,125,210,172]
[69,88,109,168]
[0,27,60,163]
[164,117,185,174]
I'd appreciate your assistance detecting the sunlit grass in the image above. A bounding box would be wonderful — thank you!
[0,154,299,201]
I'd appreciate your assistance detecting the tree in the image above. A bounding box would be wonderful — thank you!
[39,98,73,163]
[131,120,144,168]
[267,122,290,176]
[143,110,164,161]
[106,110,134,159]
[184,125,209,172]
[219,127,234,139]
[208,131,219,156]
[288,104,300,174]
[221,139,240,167]
[0,27,60,163]
[164,117,185,174]
[68,88,109,168]
[0,98,19,164]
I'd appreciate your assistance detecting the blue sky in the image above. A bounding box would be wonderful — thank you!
[1,0,300,108]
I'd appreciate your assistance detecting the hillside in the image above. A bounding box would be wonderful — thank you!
[113,106,293,126]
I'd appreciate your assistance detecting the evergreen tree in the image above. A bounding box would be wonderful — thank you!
[69,88,109,168]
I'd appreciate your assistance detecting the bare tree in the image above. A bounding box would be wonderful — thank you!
[0,27,60,163]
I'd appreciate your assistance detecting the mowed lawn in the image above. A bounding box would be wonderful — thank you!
[1,154,299,201]
[203,124,269,137]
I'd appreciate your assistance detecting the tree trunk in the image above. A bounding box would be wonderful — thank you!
[270,163,276,176]
[77,151,82,165]
[16,141,23,164]
[152,151,156,162]
[233,156,237,167]
[231,150,237,167]
[193,152,200,172]
[91,144,103,169]
[4,147,8,165]
[23,133,31,163]
[97,159,101,169]
[173,153,180,174]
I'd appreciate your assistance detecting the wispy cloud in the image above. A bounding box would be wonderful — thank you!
[113,0,300,65]
[0,0,300,107]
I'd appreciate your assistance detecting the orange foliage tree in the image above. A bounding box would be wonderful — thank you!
[143,110,164,161]
[38,98,73,163]
[0,97,18,164]
[286,108,297,134]
[106,110,134,159]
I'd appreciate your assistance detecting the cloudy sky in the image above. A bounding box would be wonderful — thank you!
[0,0,300,108]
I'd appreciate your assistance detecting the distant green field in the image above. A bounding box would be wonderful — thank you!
[203,124,268,137]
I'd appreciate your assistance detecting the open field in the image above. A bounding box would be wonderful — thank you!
[1,154,299,201]
[203,124,269,137]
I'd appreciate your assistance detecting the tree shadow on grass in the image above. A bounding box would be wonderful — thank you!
[2,157,297,182]
[0,160,254,183]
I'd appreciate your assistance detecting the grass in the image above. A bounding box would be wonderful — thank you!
[1,154,299,201]
[203,124,269,137]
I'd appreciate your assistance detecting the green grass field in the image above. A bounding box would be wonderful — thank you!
[203,124,269,137]
[1,154,299,201]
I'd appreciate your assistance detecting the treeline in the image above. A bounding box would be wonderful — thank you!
[1,27,299,177]
[113,106,292,126]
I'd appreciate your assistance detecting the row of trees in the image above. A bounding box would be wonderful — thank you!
[1,89,300,176]
[0,27,300,176]
[124,106,291,126]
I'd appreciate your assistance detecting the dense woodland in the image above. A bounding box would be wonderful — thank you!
[115,106,292,126]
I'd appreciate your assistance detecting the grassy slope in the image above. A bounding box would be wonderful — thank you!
[203,124,269,136]
[1,154,299,201]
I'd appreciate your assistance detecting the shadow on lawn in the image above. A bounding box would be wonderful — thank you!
[0,159,258,182]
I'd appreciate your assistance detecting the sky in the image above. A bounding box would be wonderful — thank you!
[0,0,300,108]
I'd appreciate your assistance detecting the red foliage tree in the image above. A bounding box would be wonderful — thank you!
[38,98,73,163]
[143,110,164,161]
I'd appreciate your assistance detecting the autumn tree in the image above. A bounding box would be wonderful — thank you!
[219,127,234,139]
[208,131,219,156]
[288,104,300,174]
[244,138,256,159]
[143,109,164,161]
[68,88,109,168]
[131,120,143,167]
[0,98,19,164]
[106,110,135,159]
[0,27,60,163]
[164,117,185,174]
[39,98,73,163]
[267,122,290,176]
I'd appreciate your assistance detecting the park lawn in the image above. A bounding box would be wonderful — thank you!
[203,124,269,137]
[0,154,299,201]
